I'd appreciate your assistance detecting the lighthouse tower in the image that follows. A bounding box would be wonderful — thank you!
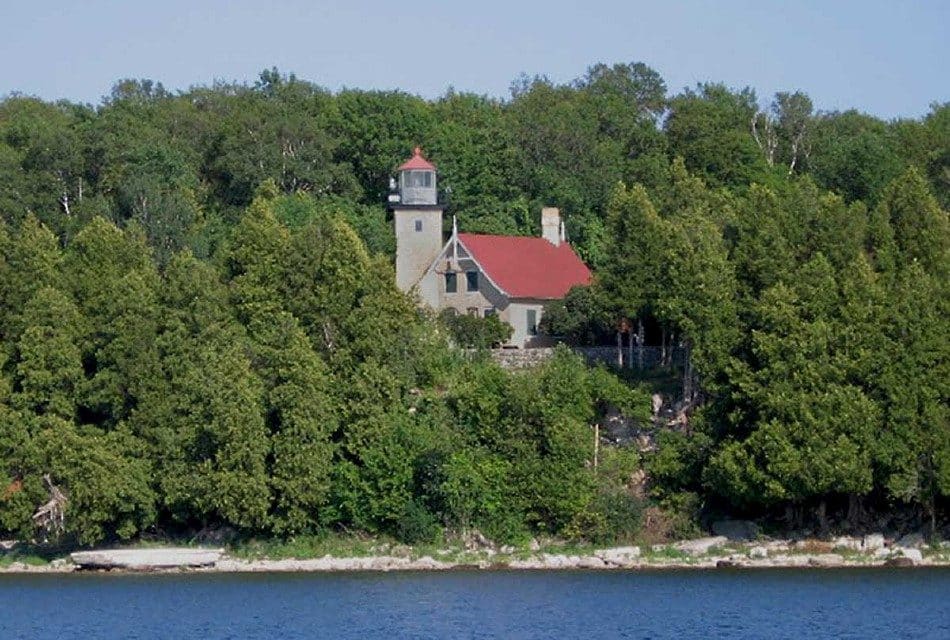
[389,147,444,292]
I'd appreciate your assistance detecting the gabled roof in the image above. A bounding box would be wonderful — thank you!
[457,233,592,300]
[398,147,437,171]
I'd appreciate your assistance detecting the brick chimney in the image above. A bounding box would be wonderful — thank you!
[541,207,561,246]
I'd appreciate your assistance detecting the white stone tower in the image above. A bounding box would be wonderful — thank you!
[389,147,444,292]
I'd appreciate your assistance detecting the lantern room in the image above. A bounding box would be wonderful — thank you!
[397,147,438,205]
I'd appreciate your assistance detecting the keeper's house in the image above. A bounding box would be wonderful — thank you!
[388,147,591,348]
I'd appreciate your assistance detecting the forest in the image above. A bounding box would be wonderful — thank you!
[0,63,947,547]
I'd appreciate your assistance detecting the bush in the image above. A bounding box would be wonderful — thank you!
[440,310,513,349]
[564,490,644,544]
[395,499,442,544]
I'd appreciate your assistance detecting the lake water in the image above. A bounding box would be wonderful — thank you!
[2,568,949,639]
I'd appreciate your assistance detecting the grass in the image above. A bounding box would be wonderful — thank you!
[228,532,389,560]
[641,545,692,561]
[921,546,950,562]
[0,550,49,567]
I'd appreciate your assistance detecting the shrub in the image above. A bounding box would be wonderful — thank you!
[440,310,513,349]
[395,499,442,544]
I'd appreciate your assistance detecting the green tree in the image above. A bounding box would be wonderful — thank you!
[135,252,270,530]
[0,214,63,345]
[810,110,903,203]
[665,84,771,188]
[226,197,337,533]
[873,168,949,276]
[11,287,86,421]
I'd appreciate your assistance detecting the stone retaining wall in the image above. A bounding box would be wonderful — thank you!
[481,345,686,370]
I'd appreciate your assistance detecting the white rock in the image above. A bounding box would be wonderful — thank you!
[674,536,728,556]
[595,546,641,566]
[833,536,863,551]
[899,548,923,564]
[576,556,608,569]
[807,553,845,567]
[862,533,885,552]
[748,546,768,559]
[896,532,925,549]
[409,556,452,570]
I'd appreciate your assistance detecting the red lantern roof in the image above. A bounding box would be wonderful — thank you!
[398,146,437,171]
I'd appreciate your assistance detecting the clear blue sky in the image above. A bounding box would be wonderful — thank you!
[2,0,947,118]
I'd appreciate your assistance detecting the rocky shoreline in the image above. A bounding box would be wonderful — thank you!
[3,533,949,574]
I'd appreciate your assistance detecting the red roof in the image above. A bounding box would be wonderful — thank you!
[458,233,592,299]
[398,147,437,171]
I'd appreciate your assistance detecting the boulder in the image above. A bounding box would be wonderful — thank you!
[712,520,759,541]
[409,556,452,571]
[674,536,728,556]
[862,533,886,552]
[832,536,863,551]
[807,553,845,567]
[576,556,608,569]
[595,546,641,567]
[768,554,809,568]
[748,546,768,559]
[793,539,834,553]
[899,548,923,564]
[896,532,925,549]
[885,556,915,567]
[460,529,494,551]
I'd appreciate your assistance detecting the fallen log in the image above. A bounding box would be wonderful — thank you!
[70,548,224,571]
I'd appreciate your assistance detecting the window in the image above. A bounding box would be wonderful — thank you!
[484,307,496,317]
[414,219,422,232]
[467,307,479,316]
[444,272,457,294]
[402,170,433,188]
[527,309,538,335]
[466,271,479,292]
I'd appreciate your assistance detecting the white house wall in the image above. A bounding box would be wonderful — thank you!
[417,242,506,315]
[506,299,556,348]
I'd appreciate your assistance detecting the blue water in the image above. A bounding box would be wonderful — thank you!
[2,569,949,639]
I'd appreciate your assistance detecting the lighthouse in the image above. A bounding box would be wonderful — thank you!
[389,147,445,293]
